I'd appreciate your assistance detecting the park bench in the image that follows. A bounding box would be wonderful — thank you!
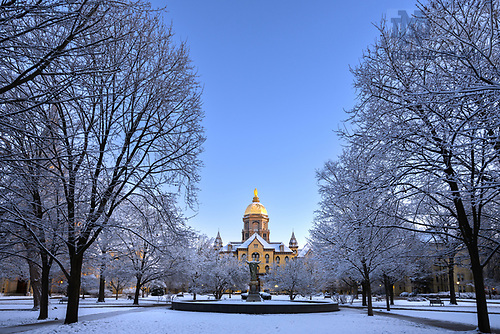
[429,298,444,306]
[59,296,68,304]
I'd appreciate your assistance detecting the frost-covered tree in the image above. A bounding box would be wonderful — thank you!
[105,250,134,300]
[0,0,125,99]
[182,235,213,300]
[0,1,204,323]
[311,148,419,316]
[264,258,320,301]
[197,249,248,300]
[344,1,500,330]
[113,195,194,305]
[0,144,66,320]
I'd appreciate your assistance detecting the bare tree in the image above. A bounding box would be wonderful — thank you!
[0,0,120,98]
[1,3,204,324]
[343,1,500,331]
[197,249,248,300]
[311,148,420,316]
[114,195,193,305]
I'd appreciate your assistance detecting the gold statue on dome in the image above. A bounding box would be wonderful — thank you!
[252,188,260,202]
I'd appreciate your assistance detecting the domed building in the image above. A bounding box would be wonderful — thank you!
[215,189,302,275]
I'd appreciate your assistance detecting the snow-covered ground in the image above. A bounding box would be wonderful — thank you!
[0,295,499,334]
[366,298,500,329]
[0,295,164,328]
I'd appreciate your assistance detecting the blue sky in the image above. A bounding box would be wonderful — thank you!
[150,0,419,247]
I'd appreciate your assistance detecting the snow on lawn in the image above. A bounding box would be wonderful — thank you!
[16,307,460,334]
[2,296,499,333]
[0,297,162,328]
[0,305,137,328]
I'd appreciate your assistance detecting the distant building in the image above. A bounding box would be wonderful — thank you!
[393,247,476,296]
[214,189,304,275]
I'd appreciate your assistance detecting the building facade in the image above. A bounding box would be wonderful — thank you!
[214,189,301,275]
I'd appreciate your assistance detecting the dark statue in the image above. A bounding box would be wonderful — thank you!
[247,260,260,281]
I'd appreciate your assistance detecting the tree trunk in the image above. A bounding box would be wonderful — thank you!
[97,263,105,303]
[64,253,83,324]
[469,246,490,333]
[361,281,367,306]
[389,282,394,305]
[366,279,373,316]
[27,258,41,311]
[362,262,373,316]
[133,276,142,305]
[193,292,197,301]
[38,252,51,320]
[97,276,105,302]
[448,257,457,305]
[446,165,490,331]
[384,274,390,311]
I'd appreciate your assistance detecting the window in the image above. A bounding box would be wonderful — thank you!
[285,256,289,263]
[252,252,260,261]
[265,265,269,273]
[265,254,270,263]
[254,244,258,248]
[263,233,267,239]
[276,256,280,264]
[241,254,246,261]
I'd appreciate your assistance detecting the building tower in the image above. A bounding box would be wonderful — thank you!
[214,231,223,250]
[242,189,270,242]
[289,231,299,254]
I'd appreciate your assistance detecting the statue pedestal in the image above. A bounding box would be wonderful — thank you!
[246,280,261,302]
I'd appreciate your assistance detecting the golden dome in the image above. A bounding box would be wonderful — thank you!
[244,188,268,216]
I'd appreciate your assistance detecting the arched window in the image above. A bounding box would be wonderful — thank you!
[276,256,280,264]
[252,252,260,261]
[265,254,270,263]
[241,254,246,261]
[265,265,270,273]
[285,256,289,263]
[253,222,259,231]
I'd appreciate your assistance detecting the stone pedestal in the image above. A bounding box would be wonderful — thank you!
[246,280,261,302]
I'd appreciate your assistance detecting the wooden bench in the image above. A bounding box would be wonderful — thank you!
[59,297,68,304]
[429,298,444,306]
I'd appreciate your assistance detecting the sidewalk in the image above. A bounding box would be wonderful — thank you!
[341,304,500,333]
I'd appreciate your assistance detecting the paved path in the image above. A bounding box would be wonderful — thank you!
[342,305,500,333]
[0,304,167,334]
